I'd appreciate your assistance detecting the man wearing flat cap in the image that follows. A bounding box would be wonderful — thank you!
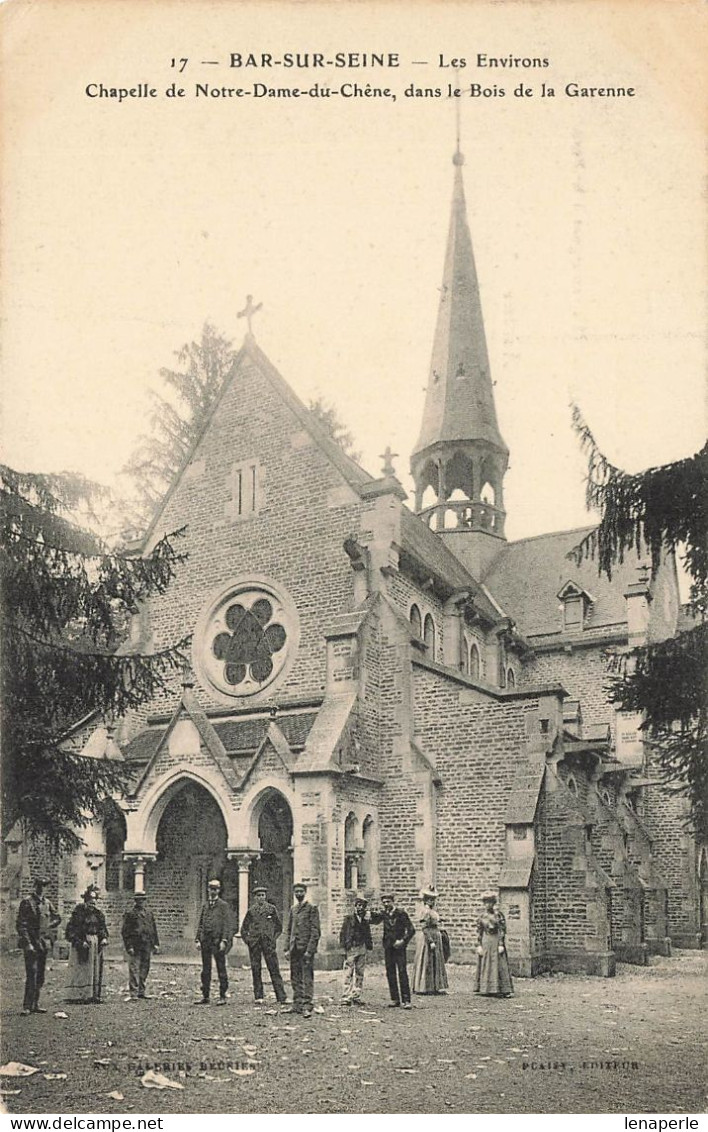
[195,878,232,1005]
[339,896,373,1005]
[370,893,415,1009]
[285,882,320,1017]
[121,891,160,1000]
[16,877,61,1015]
[240,885,287,1005]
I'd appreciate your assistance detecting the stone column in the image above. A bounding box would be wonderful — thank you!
[226,850,259,925]
[123,853,156,894]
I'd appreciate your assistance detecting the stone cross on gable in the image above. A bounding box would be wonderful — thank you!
[380,446,399,477]
[237,294,263,335]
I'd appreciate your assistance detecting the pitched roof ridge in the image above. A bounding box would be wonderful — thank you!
[241,337,374,492]
[140,336,373,551]
[503,524,598,549]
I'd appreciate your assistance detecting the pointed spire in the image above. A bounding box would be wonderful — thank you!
[412,152,508,460]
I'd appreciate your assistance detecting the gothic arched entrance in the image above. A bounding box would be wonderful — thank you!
[251,789,294,926]
[152,781,230,951]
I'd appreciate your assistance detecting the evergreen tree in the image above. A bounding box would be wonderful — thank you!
[307,397,361,463]
[1,464,189,850]
[122,322,236,530]
[121,323,362,537]
[571,407,708,836]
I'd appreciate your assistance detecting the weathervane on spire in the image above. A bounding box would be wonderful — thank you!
[237,294,263,336]
[453,66,465,166]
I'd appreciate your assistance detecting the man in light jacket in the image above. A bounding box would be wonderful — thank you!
[339,896,373,1005]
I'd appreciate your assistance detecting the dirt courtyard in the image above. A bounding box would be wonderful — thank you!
[1,949,705,1115]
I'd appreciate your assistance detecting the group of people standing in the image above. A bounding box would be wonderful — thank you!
[17,876,513,1016]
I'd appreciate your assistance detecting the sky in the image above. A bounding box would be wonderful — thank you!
[2,0,706,546]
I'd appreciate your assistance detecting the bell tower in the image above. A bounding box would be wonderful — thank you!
[411,147,509,578]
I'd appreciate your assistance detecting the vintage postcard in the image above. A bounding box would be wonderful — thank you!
[1,0,706,1120]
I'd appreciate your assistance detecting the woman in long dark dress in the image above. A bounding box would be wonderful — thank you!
[65,885,109,1003]
[474,891,513,997]
[412,886,448,995]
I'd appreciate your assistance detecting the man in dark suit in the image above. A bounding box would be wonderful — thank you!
[285,882,320,1018]
[195,878,232,1005]
[240,885,287,1005]
[121,891,160,1000]
[370,893,415,1009]
[16,876,61,1015]
[340,896,373,1005]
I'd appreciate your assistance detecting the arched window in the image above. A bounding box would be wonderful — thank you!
[103,803,128,892]
[421,485,437,510]
[361,815,376,889]
[460,633,470,675]
[480,481,496,506]
[409,604,422,639]
[567,775,578,797]
[506,667,516,689]
[344,812,359,889]
[469,642,481,681]
[498,639,507,687]
[423,613,436,656]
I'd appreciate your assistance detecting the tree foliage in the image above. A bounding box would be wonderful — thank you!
[307,397,361,462]
[120,323,362,537]
[571,407,708,836]
[1,464,190,850]
[122,322,236,531]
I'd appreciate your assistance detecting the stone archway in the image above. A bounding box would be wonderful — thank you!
[152,781,230,952]
[250,788,294,926]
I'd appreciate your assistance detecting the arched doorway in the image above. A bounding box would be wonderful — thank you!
[152,781,229,951]
[251,789,294,925]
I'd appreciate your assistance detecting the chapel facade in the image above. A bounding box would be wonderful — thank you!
[4,148,705,974]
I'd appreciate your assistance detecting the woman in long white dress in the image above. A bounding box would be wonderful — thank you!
[474,890,513,997]
[412,886,448,995]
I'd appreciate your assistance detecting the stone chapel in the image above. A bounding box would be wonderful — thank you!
[5,147,705,974]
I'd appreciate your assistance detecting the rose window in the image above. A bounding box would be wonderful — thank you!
[212,599,287,688]
[195,580,297,701]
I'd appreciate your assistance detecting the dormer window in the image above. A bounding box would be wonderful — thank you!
[557,580,595,633]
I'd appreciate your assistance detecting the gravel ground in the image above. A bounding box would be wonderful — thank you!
[1,950,706,1115]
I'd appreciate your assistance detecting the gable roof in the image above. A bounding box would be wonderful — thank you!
[130,687,240,794]
[140,334,373,551]
[482,526,646,639]
[238,721,298,789]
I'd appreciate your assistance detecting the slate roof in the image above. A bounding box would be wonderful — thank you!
[413,159,507,457]
[482,526,645,639]
[505,763,546,824]
[123,729,164,765]
[213,712,317,755]
[399,507,501,622]
[122,711,317,775]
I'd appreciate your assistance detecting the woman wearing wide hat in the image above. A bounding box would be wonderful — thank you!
[474,890,513,997]
[412,885,448,995]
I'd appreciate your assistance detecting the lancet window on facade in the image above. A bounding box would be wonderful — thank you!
[409,603,422,639]
[423,613,436,656]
